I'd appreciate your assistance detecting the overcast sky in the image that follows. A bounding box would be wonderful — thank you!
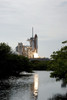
[0,0,67,58]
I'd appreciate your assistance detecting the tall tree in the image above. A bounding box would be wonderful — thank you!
[50,41,67,82]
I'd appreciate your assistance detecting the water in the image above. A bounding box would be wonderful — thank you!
[0,71,67,100]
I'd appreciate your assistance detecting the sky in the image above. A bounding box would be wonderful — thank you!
[0,0,67,58]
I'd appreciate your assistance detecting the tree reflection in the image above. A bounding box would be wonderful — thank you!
[61,80,67,88]
[48,93,67,100]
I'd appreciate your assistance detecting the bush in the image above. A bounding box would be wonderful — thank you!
[50,41,67,82]
[0,43,32,78]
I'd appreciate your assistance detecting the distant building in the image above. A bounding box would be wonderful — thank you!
[16,28,39,58]
[16,43,23,55]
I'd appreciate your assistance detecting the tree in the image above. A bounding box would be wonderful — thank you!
[0,42,32,78]
[0,43,11,58]
[50,41,67,82]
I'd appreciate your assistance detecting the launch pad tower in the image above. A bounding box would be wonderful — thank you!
[28,27,38,53]
[16,28,38,58]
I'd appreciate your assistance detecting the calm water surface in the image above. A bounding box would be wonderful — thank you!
[0,71,67,100]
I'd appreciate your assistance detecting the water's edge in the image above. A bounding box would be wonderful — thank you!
[0,71,67,100]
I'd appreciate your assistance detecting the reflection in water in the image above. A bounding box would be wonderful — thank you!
[48,93,67,100]
[0,74,39,100]
[0,76,34,100]
[0,71,67,100]
[33,74,39,98]
[61,80,67,88]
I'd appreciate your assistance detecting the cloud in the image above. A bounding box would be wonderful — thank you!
[60,1,67,7]
[0,0,67,57]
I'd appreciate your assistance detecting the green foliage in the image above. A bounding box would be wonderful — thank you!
[31,60,49,70]
[62,40,67,44]
[0,43,32,78]
[0,43,11,54]
[0,43,11,59]
[50,41,67,82]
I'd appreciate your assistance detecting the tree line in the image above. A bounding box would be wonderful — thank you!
[0,41,67,83]
[0,43,32,78]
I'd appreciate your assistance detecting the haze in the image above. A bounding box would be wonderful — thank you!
[0,0,67,57]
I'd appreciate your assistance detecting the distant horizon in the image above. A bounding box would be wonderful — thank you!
[1,37,66,58]
[0,0,67,58]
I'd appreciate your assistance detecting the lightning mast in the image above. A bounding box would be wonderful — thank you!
[32,27,34,38]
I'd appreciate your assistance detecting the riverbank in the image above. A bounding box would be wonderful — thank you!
[0,42,67,83]
[0,71,67,100]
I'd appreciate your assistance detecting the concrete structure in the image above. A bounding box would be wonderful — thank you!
[16,28,38,58]
[16,43,23,55]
